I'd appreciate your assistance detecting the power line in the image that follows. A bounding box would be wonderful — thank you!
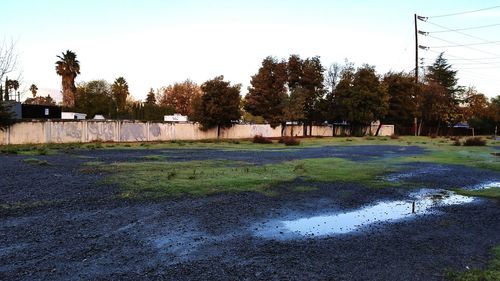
[429,22,500,33]
[426,34,500,57]
[430,40,500,48]
[427,5,500,18]
[424,48,500,68]
[424,20,500,48]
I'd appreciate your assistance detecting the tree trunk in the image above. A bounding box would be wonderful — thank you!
[217,125,220,139]
[418,119,423,136]
[375,123,383,136]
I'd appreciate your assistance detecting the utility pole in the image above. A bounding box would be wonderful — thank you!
[414,14,419,136]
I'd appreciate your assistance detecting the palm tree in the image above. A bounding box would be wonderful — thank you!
[55,50,80,108]
[29,84,38,98]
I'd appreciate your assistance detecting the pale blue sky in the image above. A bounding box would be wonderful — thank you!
[2,0,500,101]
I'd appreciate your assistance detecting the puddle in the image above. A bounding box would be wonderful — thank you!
[471,181,500,190]
[255,189,475,239]
[385,165,451,182]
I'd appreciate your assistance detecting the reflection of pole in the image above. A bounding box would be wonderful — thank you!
[414,14,419,137]
[412,201,416,213]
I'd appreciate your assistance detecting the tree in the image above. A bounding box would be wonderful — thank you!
[142,88,173,121]
[286,55,325,135]
[4,79,19,101]
[334,64,389,136]
[192,76,241,134]
[244,56,288,128]
[283,87,306,136]
[0,39,18,91]
[422,53,463,131]
[157,79,201,116]
[24,95,56,106]
[382,72,417,131]
[74,80,114,118]
[111,77,129,114]
[145,88,156,105]
[0,100,15,131]
[29,84,38,98]
[56,50,80,108]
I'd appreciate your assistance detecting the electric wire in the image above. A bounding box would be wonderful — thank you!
[429,22,500,33]
[427,5,500,18]
[424,20,500,48]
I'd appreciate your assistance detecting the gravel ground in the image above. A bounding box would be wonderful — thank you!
[0,145,499,281]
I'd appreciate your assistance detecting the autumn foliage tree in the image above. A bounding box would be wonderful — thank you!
[192,76,241,134]
[157,79,201,116]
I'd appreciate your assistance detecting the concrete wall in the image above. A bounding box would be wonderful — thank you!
[0,121,394,145]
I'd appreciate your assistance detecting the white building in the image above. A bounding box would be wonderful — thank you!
[164,113,188,122]
[61,112,87,120]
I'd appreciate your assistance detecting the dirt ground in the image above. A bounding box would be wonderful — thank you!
[1,145,499,281]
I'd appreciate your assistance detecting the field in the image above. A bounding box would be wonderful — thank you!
[1,136,499,280]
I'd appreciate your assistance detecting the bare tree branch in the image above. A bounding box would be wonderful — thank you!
[0,38,18,82]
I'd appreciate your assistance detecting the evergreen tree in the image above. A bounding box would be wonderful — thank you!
[0,100,15,131]
[145,88,156,105]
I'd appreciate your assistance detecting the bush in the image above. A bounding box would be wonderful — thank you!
[390,134,400,139]
[430,133,438,139]
[279,136,300,146]
[453,139,462,146]
[253,135,273,144]
[464,137,486,146]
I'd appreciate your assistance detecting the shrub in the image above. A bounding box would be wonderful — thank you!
[253,135,273,144]
[390,134,400,139]
[464,137,486,146]
[430,133,438,139]
[279,137,300,146]
[453,139,462,146]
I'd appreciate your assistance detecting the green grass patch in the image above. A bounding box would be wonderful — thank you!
[400,145,500,171]
[290,185,319,192]
[142,155,167,161]
[22,158,50,166]
[455,188,500,200]
[98,157,402,199]
[445,246,500,281]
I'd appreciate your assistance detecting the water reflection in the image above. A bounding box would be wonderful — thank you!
[256,189,474,238]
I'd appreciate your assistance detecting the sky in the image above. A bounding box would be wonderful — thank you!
[1,0,500,102]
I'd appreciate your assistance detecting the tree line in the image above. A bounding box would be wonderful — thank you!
[2,48,500,135]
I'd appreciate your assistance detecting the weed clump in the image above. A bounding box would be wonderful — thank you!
[464,137,486,146]
[279,137,300,146]
[390,134,400,140]
[253,135,273,144]
[23,158,49,166]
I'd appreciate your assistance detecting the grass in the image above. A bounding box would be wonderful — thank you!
[456,188,500,200]
[1,135,497,153]
[22,158,50,166]
[96,157,401,199]
[64,135,499,199]
[399,145,500,171]
[445,246,500,281]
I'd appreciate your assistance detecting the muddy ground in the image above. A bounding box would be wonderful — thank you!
[0,145,499,281]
